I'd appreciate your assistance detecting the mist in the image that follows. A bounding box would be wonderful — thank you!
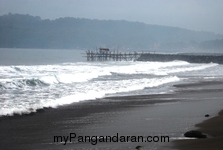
[0,0,223,34]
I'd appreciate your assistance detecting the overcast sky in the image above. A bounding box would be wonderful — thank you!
[0,0,223,34]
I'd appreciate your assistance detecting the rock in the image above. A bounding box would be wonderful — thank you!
[135,145,142,150]
[184,130,207,138]
[205,114,210,117]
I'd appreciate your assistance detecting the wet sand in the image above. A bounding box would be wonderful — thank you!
[0,81,223,150]
[173,110,223,150]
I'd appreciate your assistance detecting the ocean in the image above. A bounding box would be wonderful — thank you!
[0,48,223,117]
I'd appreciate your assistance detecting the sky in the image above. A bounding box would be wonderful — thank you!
[0,0,223,34]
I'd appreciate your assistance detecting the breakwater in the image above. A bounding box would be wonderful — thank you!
[137,53,223,64]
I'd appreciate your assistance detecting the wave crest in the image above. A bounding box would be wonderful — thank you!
[0,78,49,89]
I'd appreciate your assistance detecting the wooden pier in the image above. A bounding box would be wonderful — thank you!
[84,48,223,64]
[85,48,142,61]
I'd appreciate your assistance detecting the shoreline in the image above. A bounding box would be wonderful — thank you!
[0,81,222,149]
[171,81,223,150]
[173,110,223,150]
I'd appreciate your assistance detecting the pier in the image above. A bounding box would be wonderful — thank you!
[85,48,223,64]
[85,48,142,61]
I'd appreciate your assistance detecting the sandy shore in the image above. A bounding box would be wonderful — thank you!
[0,81,222,150]
[171,81,223,150]
[173,110,223,150]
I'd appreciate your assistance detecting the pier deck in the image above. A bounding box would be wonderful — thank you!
[84,48,223,64]
[85,49,144,61]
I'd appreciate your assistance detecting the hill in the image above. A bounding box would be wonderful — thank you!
[0,13,222,51]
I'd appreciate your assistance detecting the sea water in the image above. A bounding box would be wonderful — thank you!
[0,48,223,116]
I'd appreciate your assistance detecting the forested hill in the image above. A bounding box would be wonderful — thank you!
[0,13,223,51]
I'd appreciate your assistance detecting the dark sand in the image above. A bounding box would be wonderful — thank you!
[173,110,223,150]
[0,81,223,150]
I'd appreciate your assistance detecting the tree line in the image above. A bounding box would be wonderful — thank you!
[0,13,222,52]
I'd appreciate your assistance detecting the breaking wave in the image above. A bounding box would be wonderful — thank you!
[0,78,49,89]
[0,60,221,117]
[0,76,180,116]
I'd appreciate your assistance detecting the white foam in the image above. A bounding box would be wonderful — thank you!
[40,76,59,84]
[40,76,181,108]
[163,63,218,74]
[102,61,189,75]
[0,76,180,116]
[0,61,221,117]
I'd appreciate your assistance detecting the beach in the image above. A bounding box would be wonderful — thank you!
[1,48,223,150]
[0,80,222,150]
[173,109,223,150]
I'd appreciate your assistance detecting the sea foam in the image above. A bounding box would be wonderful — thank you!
[0,60,220,117]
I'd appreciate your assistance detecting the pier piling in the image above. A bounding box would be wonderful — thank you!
[85,48,142,61]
